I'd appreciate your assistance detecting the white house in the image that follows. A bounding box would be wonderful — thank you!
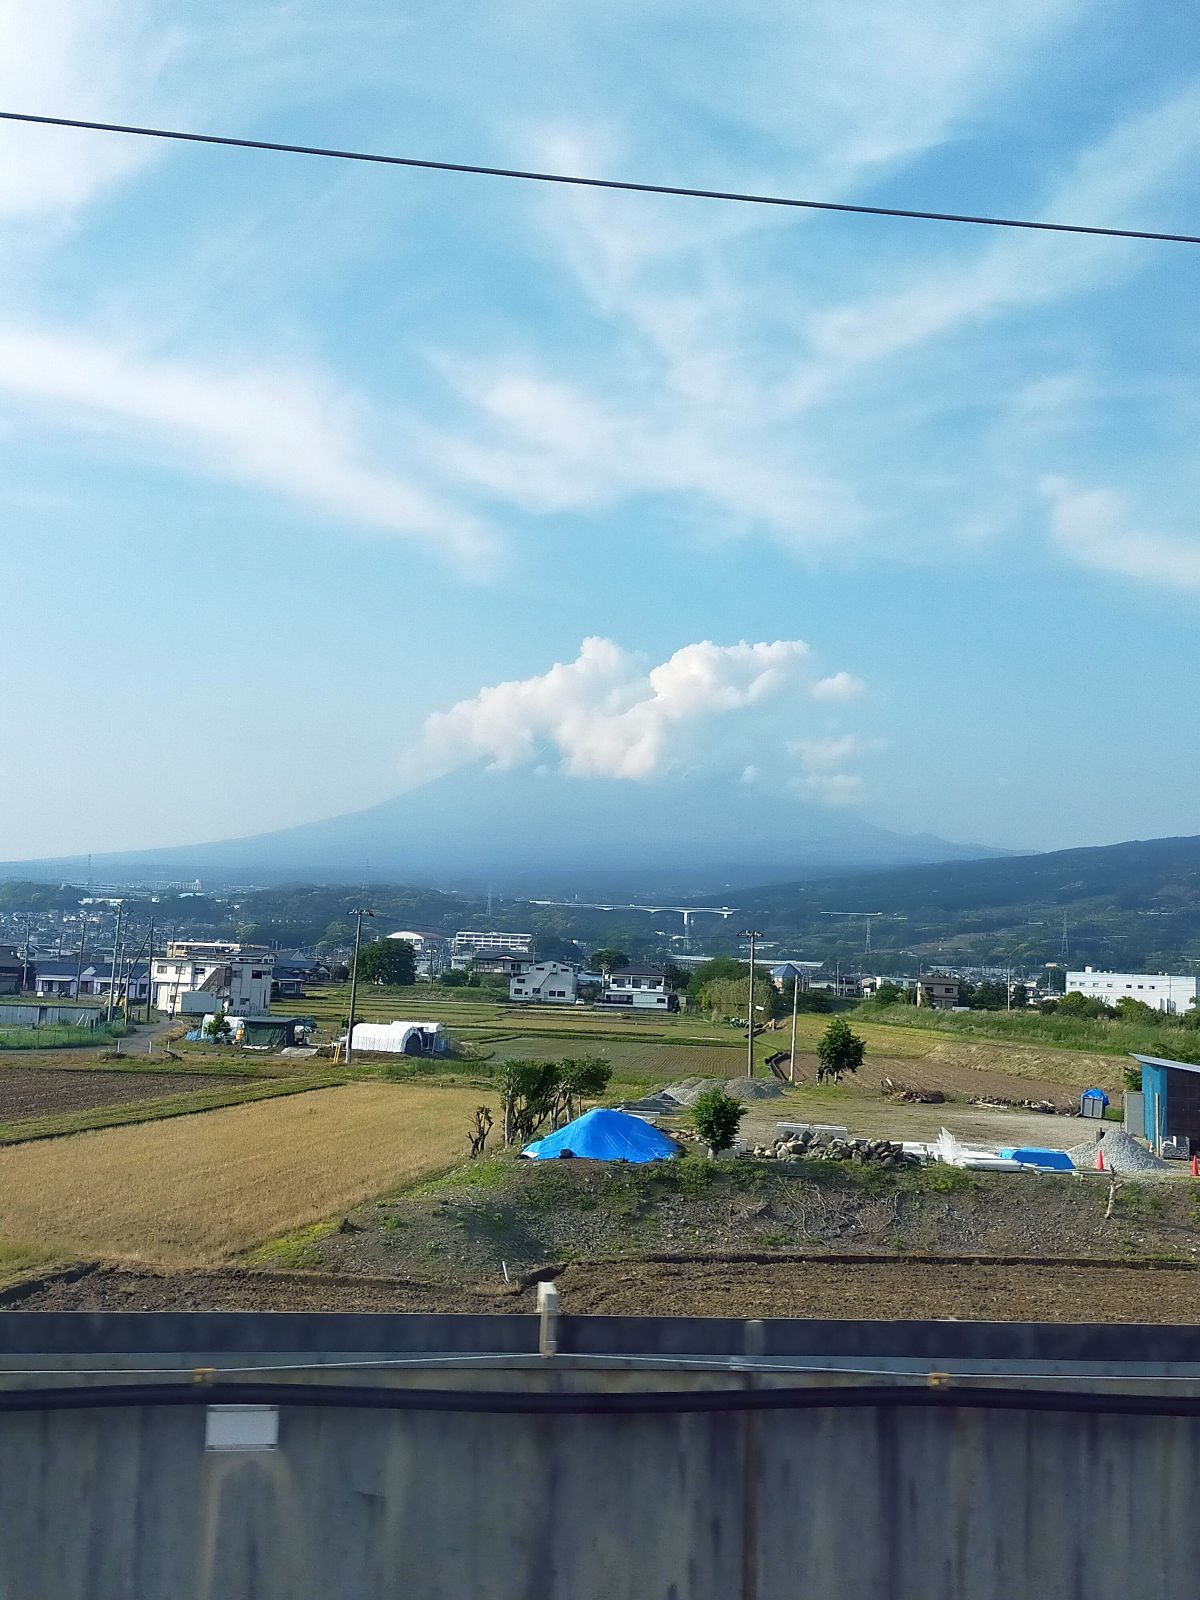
[601,968,677,1011]
[1067,968,1200,1016]
[509,961,577,1005]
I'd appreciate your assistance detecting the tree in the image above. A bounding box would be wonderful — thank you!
[1058,990,1113,1020]
[662,963,692,992]
[816,1017,865,1083]
[557,1056,612,1122]
[1114,995,1158,1024]
[1010,982,1029,1010]
[499,1059,562,1147]
[440,969,467,987]
[869,980,904,1006]
[687,957,746,996]
[203,1013,232,1043]
[589,948,630,973]
[356,939,416,986]
[691,1087,744,1155]
[972,980,1008,1011]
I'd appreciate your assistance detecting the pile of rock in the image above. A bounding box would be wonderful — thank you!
[748,1129,923,1170]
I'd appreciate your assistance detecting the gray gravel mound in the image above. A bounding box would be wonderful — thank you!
[663,1076,783,1107]
[1067,1127,1172,1175]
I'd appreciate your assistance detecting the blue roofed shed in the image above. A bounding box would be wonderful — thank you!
[1132,1054,1200,1151]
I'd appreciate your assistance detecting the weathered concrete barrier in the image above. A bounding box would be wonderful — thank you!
[0,1312,1198,1599]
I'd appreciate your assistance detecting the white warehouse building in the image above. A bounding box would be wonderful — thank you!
[1067,967,1200,1016]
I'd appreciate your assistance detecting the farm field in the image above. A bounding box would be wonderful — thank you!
[0,1067,249,1123]
[472,1034,745,1077]
[0,1082,491,1264]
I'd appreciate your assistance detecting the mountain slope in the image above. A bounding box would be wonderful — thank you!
[719,833,1200,969]
[0,769,1003,896]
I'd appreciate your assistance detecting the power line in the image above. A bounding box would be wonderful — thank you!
[2,108,1199,247]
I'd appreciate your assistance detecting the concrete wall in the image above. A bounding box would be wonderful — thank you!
[2,1312,1200,1599]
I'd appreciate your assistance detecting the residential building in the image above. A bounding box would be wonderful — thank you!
[34,961,150,1004]
[153,949,274,1016]
[465,951,531,978]
[1068,968,1200,1017]
[0,946,22,995]
[601,968,678,1011]
[915,975,959,1010]
[509,961,577,1005]
[452,930,534,957]
[387,930,451,979]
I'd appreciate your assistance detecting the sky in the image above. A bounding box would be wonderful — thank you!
[2,0,1200,861]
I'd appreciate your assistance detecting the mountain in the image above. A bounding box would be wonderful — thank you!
[717,832,1200,969]
[0,769,1004,897]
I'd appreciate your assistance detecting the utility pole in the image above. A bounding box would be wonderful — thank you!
[106,902,123,1023]
[73,915,88,1000]
[345,907,374,1067]
[145,913,155,1022]
[739,929,761,1078]
[789,971,799,1084]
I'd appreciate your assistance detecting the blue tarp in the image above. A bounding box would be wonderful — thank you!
[998,1147,1075,1171]
[523,1108,679,1163]
[1081,1088,1110,1106]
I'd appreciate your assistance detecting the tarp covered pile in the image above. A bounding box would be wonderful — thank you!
[523,1108,679,1163]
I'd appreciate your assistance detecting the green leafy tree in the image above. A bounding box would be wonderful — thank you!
[662,963,692,992]
[499,1059,563,1146]
[589,948,630,973]
[687,957,746,996]
[972,980,1008,1011]
[1058,990,1113,1020]
[1114,995,1159,1024]
[557,1056,612,1122]
[1009,982,1029,1009]
[869,980,904,1006]
[691,1087,745,1154]
[356,939,417,986]
[203,1013,232,1043]
[816,1017,865,1083]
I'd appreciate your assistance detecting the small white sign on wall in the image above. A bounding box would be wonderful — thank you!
[205,1404,279,1452]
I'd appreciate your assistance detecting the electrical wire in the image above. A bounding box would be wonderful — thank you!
[1,109,1199,247]
[2,1352,1200,1384]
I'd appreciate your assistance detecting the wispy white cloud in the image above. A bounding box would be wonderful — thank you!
[811,672,866,703]
[0,324,494,563]
[1043,477,1200,590]
[0,0,165,224]
[417,636,866,784]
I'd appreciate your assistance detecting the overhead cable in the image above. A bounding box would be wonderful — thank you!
[1,109,1198,246]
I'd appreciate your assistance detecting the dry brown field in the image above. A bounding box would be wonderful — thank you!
[0,1083,490,1265]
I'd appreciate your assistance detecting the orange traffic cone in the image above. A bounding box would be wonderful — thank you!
[1191,1155,1198,1178]
[1096,1146,1105,1172]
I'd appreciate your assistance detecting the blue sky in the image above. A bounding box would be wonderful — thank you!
[2,0,1200,860]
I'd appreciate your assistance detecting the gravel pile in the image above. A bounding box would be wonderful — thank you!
[663,1076,783,1107]
[1067,1127,1172,1175]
